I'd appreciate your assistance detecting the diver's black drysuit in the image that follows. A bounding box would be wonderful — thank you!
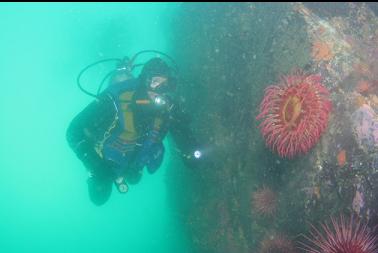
[66,77,201,205]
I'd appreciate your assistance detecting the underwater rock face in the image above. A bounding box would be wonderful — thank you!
[260,234,296,253]
[351,104,378,153]
[170,3,378,253]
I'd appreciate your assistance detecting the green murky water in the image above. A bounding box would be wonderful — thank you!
[0,3,191,253]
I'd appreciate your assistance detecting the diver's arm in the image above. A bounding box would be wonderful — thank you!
[169,103,203,169]
[66,94,115,164]
[66,103,93,156]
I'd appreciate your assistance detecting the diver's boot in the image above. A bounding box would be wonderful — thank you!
[87,172,113,206]
[114,176,129,193]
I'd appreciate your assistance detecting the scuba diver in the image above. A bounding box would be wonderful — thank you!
[66,51,204,206]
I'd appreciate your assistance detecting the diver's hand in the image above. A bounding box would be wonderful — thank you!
[149,93,174,114]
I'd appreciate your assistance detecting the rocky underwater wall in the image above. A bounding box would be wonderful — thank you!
[167,3,378,253]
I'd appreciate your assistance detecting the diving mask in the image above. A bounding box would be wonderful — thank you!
[149,76,168,92]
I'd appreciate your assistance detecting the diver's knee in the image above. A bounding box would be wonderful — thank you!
[125,169,142,185]
[146,164,160,174]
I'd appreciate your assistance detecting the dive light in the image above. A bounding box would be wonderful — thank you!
[194,150,202,159]
[154,96,167,106]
